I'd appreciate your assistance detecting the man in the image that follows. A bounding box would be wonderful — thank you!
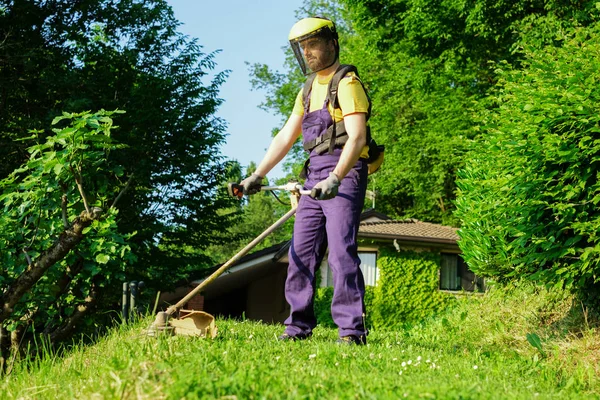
[241,16,370,345]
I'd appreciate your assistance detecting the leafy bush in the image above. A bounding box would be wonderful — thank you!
[370,248,454,328]
[314,285,376,329]
[315,247,454,330]
[456,23,600,309]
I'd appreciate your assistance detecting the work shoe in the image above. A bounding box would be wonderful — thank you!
[277,332,311,342]
[336,335,367,345]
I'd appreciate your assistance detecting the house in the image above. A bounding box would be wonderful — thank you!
[161,210,483,324]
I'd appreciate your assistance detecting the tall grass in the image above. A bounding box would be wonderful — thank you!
[1,282,598,399]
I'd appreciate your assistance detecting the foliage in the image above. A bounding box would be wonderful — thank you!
[315,285,375,328]
[314,247,454,329]
[456,23,600,310]
[370,247,454,327]
[0,110,134,350]
[314,286,335,328]
[2,283,600,398]
[340,0,598,223]
[0,0,235,290]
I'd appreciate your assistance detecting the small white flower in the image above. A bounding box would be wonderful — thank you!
[398,370,403,375]
[223,351,228,355]
[407,360,412,365]
[417,356,422,361]
[473,365,478,370]
[248,334,254,339]
[335,362,339,366]
[401,362,407,367]
[426,359,431,363]
[393,358,398,361]
[309,354,317,359]
[275,356,280,361]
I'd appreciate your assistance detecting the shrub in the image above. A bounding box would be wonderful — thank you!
[371,247,454,328]
[456,23,600,310]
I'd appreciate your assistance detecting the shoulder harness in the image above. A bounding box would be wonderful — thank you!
[302,64,372,155]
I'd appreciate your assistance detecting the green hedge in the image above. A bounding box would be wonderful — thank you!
[315,247,455,329]
[455,23,600,309]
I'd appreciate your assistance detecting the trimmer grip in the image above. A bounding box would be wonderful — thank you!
[227,182,244,199]
[310,187,322,199]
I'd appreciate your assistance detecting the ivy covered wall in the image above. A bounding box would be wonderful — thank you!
[315,246,456,329]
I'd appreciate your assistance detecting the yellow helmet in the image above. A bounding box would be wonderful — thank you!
[288,17,339,75]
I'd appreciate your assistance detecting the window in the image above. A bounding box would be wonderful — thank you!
[321,252,379,287]
[440,253,484,292]
[359,252,378,287]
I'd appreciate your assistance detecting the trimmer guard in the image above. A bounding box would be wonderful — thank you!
[169,310,218,338]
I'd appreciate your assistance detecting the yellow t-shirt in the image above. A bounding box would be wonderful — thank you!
[292,71,370,158]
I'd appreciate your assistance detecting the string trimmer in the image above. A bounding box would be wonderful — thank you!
[148,181,313,337]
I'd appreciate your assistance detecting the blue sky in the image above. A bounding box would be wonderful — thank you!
[167,0,305,179]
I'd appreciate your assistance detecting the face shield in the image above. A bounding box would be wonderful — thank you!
[288,18,339,75]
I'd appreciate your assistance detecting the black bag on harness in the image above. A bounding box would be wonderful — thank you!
[301,64,384,175]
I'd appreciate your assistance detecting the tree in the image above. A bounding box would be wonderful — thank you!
[0,110,133,371]
[0,1,236,289]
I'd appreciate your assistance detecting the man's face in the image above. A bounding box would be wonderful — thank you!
[300,36,336,72]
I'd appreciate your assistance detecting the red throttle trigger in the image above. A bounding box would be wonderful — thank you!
[227,183,244,199]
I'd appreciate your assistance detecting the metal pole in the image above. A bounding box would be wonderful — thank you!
[129,281,138,317]
[122,282,130,322]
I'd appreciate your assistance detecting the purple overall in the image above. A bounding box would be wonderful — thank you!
[283,93,368,339]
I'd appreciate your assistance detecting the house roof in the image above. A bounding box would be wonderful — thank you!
[359,209,392,222]
[359,219,459,245]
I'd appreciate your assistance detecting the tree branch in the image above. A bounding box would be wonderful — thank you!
[111,174,134,209]
[48,279,100,343]
[69,165,90,216]
[61,189,69,228]
[0,325,8,376]
[42,257,85,335]
[0,208,102,325]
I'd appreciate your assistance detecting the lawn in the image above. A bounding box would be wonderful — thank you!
[2,284,599,399]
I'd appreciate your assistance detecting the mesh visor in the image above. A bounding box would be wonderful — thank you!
[289,31,336,76]
[290,38,310,75]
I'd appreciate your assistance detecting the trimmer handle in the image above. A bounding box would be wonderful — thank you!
[310,187,322,199]
[227,182,244,199]
[228,181,314,198]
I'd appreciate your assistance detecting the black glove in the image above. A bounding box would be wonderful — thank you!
[311,172,340,200]
[240,173,263,195]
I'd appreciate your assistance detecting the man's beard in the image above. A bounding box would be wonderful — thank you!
[307,53,335,72]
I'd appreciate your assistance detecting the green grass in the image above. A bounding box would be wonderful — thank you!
[2,283,599,399]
